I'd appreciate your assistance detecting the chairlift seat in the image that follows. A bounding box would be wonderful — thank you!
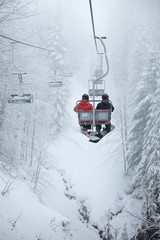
[95,110,111,123]
[78,110,111,125]
[63,73,73,77]
[95,80,103,84]
[49,81,63,87]
[89,89,105,96]
[49,75,63,87]
[8,93,33,104]
[10,94,18,97]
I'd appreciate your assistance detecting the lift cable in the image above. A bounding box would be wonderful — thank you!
[88,0,99,54]
[0,34,64,53]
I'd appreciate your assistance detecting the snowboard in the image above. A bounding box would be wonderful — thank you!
[81,125,115,143]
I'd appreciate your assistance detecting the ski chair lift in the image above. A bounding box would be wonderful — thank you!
[49,75,63,88]
[88,79,105,97]
[76,100,111,128]
[63,72,73,78]
[8,73,33,104]
[8,93,33,104]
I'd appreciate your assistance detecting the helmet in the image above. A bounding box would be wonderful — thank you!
[82,94,89,100]
[102,93,109,100]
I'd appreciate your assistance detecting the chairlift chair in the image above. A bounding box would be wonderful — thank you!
[78,109,111,126]
[49,75,63,88]
[76,99,111,126]
[8,74,34,104]
[88,79,105,96]
[63,72,73,77]
[8,93,33,103]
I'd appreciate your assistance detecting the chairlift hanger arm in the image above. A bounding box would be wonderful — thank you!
[94,37,109,81]
[88,0,109,79]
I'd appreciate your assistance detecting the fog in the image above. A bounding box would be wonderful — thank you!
[34,0,160,65]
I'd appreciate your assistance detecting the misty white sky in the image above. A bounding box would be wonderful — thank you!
[35,0,159,53]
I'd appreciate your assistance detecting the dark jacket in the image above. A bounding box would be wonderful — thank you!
[74,100,93,112]
[96,100,114,112]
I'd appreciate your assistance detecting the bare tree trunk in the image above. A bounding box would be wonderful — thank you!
[30,102,37,167]
[119,96,128,174]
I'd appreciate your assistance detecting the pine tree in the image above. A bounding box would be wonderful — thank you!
[102,221,114,240]
[131,139,160,239]
[46,15,67,75]
[120,224,129,240]
[127,48,160,197]
[40,12,70,139]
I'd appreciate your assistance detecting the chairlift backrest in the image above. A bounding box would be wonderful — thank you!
[89,89,105,96]
[8,93,33,104]
[63,73,73,77]
[49,81,63,88]
[78,109,111,125]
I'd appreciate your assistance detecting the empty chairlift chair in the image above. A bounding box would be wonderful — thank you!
[8,93,33,104]
[8,77,33,104]
[88,79,105,97]
[8,73,34,104]
[49,75,63,88]
[63,72,73,77]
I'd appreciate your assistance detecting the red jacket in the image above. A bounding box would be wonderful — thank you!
[74,100,93,112]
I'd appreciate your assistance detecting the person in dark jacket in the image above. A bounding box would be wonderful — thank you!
[74,94,93,130]
[96,93,114,134]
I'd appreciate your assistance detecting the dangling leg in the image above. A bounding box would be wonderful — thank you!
[104,123,111,133]
[86,125,92,130]
[81,125,91,133]
[96,125,103,138]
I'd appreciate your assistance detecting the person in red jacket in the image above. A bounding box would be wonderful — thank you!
[74,94,93,130]
[74,94,93,112]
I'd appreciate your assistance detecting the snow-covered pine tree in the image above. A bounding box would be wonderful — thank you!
[127,14,152,90]
[127,49,160,198]
[43,14,69,139]
[120,223,129,240]
[131,167,160,240]
[45,14,67,75]
[132,139,160,239]
[114,227,119,240]
[102,221,114,240]
[126,71,152,178]
[125,15,153,178]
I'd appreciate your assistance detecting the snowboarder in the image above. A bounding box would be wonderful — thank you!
[74,94,93,130]
[96,93,114,134]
